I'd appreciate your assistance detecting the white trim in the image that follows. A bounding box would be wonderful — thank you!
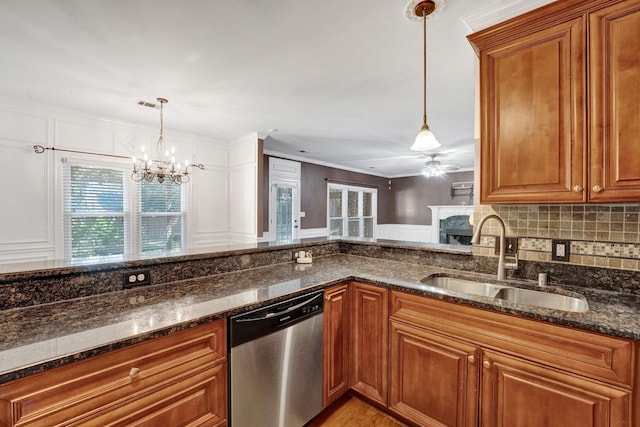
[460,0,555,33]
[377,224,433,243]
[264,149,388,178]
[429,205,474,244]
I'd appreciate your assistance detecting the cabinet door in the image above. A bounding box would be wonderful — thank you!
[322,284,351,407]
[389,320,479,427]
[477,17,586,203]
[350,282,388,405]
[589,0,640,202]
[480,350,631,427]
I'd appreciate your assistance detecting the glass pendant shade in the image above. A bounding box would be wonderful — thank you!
[410,123,441,151]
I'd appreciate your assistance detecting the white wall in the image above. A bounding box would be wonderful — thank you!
[228,132,259,243]
[0,96,241,263]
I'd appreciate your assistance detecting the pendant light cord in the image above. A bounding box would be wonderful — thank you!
[422,5,427,127]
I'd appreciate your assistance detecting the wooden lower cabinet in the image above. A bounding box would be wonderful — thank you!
[389,320,479,427]
[322,283,351,407]
[387,290,635,427]
[350,282,388,405]
[0,320,227,427]
[481,350,631,427]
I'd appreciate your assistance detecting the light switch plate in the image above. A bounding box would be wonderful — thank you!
[551,239,570,262]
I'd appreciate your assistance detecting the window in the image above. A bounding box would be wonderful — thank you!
[139,180,185,254]
[327,184,376,238]
[63,160,186,261]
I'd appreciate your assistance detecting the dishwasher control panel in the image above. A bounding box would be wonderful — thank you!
[229,290,324,348]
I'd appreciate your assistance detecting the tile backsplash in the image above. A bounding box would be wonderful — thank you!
[473,204,640,271]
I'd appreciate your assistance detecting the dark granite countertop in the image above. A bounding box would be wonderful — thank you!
[1,253,639,385]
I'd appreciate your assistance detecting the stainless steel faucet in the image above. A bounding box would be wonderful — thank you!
[471,214,507,281]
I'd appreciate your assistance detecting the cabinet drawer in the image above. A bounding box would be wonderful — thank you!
[72,362,226,427]
[0,320,226,427]
[390,291,633,387]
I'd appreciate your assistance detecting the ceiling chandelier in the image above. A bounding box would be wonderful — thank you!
[132,97,196,185]
[422,154,446,178]
[408,0,442,151]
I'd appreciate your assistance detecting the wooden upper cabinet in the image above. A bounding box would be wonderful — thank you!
[469,0,640,203]
[589,0,640,202]
[476,16,586,203]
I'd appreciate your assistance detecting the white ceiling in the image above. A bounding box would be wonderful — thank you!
[0,0,554,177]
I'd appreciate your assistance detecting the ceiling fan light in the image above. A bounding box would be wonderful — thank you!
[411,124,441,151]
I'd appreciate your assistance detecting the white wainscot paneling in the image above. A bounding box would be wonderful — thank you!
[54,119,116,153]
[0,109,48,145]
[376,224,433,243]
[229,165,257,237]
[299,228,329,239]
[190,168,229,247]
[228,132,258,167]
[0,141,53,249]
[194,142,228,169]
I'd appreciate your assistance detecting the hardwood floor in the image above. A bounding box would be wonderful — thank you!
[308,394,407,427]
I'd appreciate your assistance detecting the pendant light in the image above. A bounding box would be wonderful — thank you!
[409,0,441,151]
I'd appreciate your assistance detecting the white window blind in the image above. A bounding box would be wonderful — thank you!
[138,180,186,254]
[63,162,129,261]
[63,160,187,261]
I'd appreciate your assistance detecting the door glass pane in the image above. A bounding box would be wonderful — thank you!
[329,188,342,218]
[363,192,372,217]
[276,186,293,241]
[348,191,358,217]
[348,219,359,237]
[330,218,343,236]
[363,218,374,238]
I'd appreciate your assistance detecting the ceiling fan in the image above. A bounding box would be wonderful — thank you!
[422,153,460,177]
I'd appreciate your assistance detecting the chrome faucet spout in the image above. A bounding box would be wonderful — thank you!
[471,214,507,281]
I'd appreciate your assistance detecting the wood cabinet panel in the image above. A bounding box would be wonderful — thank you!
[75,363,226,427]
[476,16,586,203]
[470,0,640,203]
[389,320,479,427]
[0,320,226,427]
[323,284,351,407]
[390,291,632,388]
[350,282,388,405]
[589,0,640,201]
[481,350,631,427]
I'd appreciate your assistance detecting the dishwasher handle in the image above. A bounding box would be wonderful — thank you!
[234,292,323,323]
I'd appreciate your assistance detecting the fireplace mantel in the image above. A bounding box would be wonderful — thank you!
[428,205,474,244]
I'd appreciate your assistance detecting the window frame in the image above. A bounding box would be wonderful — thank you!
[327,183,377,239]
[60,156,188,262]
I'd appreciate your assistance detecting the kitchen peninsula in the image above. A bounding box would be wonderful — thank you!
[1,239,639,425]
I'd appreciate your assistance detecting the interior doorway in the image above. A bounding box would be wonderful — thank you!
[268,158,301,241]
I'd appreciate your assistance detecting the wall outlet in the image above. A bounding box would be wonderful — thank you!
[551,239,571,262]
[494,237,518,256]
[123,269,151,289]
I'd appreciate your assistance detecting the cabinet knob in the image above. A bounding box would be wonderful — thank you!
[468,355,475,364]
[592,185,603,193]
[483,360,491,369]
[572,185,583,192]
[129,367,140,377]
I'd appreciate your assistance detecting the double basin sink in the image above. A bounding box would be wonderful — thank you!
[419,276,588,313]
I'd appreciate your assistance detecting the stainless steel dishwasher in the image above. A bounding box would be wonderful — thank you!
[229,290,324,427]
